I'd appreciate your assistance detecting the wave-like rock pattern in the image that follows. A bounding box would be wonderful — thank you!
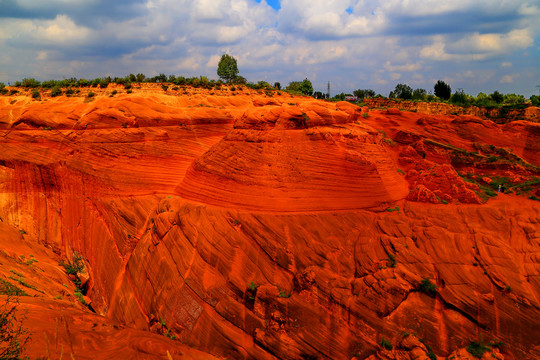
[178,101,409,211]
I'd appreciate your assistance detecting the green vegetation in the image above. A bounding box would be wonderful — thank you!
[247,281,259,292]
[387,254,396,268]
[74,289,88,306]
[386,206,400,212]
[0,294,30,359]
[466,340,490,358]
[389,83,413,100]
[379,336,393,351]
[59,251,85,275]
[31,89,40,99]
[50,86,62,97]
[434,80,451,100]
[217,54,239,83]
[0,279,27,296]
[418,278,438,297]
[8,276,38,292]
[277,286,291,298]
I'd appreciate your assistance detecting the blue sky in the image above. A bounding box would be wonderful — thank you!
[0,0,539,97]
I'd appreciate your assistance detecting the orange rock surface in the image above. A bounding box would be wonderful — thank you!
[0,86,539,359]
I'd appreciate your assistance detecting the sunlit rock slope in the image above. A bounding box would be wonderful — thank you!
[0,85,539,359]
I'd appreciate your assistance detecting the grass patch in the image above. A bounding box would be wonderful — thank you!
[386,206,400,212]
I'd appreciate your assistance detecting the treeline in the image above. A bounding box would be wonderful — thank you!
[385,80,540,108]
[0,73,280,96]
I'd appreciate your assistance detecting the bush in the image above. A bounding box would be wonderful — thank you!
[21,78,41,88]
[0,83,7,95]
[450,90,469,105]
[59,251,85,275]
[379,336,393,350]
[418,278,438,297]
[0,294,30,359]
[87,92,95,98]
[50,86,62,97]
[466,340,490,358]
[31,89,40,99]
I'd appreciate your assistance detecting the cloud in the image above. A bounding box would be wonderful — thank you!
[0,0,538,97]
[500,75,514,83]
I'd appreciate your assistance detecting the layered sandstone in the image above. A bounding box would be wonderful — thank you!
[0,87,539,359]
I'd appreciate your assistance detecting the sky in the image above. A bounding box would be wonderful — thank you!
[1,0,539,97]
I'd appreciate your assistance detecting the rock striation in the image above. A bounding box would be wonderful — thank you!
[0,87,539,359]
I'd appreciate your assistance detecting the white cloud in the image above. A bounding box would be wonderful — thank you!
[501,62,512,67]
[384,61,422,72]
[500,75,514,83]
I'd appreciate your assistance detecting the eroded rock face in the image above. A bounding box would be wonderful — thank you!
[110,196,540,359]
[178,101,408,212]
[0,88,539,359]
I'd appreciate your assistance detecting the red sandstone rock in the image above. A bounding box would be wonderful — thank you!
[0,88,539,360]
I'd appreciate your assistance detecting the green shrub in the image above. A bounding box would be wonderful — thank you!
[161,84,169,91]
[59,251,85,275]
[0,294,30,358]
[0,279,27,296]
[31,89,40,99]
[247,281,259,292]
[50,86,62,97]
[87,92,95,98]
[466,340,490,358]
[418,278,438,297]
[379,336,393,350]
[387,254,396,268]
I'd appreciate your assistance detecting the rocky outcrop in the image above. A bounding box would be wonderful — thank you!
[364,98,540,123]
[0,88,539,359]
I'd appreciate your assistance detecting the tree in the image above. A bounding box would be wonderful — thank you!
[274,82,281,90]
[490,91,503,104]
[434,80,451,100]
[217,54,239,83]
[286,81,302,92]
[389,83,413,99]
[412,88,427,101]
[450,89,468,105]
[353,89,375,98]
[299,78,313,96]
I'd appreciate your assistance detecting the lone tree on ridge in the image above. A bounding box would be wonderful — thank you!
[434,80,451,100]
[217,54,239,83]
